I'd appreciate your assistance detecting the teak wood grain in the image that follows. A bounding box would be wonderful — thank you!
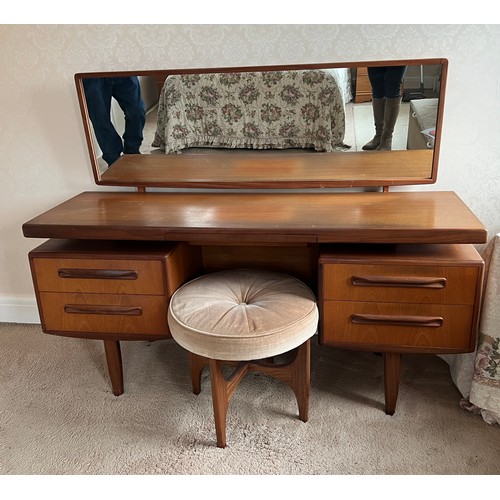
[319,243,484,353]
[28,240,203,395]
[22,191,487,245]
[23,190,485,412]
[318,243,484,413]
[99,150,434,189]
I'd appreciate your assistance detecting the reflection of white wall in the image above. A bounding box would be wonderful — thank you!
[139,76,160,111]
[89,118,103,158]
[110,98,126,138]
[403,64,441,92]
[1,24,500,323]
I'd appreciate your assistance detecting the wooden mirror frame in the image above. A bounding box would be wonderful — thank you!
[75,58,447,190]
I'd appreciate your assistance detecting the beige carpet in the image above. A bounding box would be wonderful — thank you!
[0,322,498,475]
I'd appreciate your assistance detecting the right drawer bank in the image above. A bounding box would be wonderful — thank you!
[319,244,484,354]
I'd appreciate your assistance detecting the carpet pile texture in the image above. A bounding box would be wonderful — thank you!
[1,323,498,474]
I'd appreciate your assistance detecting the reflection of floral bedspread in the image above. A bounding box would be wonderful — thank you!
[152,70,346,154]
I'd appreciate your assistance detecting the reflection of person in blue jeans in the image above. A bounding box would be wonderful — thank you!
[362,66,407,151]
[83,77,146,166]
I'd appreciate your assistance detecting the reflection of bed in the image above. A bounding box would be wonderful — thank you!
[407,98,438,150]
[152,69,351,154]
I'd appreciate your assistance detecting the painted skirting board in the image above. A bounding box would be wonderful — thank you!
[0,295,40,324]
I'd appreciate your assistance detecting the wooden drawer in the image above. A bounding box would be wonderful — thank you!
[356,79,372,94]
[322,301,474,352]
[355,66,372,103]
[319,244,484,353]
[38,292,168,336]
[322,263,479,305]
[29,240,203,340]
[31,257,165,295]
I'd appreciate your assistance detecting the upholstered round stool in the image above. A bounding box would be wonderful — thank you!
[168,269,319,448]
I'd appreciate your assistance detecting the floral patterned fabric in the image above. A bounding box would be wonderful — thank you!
[443,233,500,425]
[151,70,346,154]
[468,233,500,423]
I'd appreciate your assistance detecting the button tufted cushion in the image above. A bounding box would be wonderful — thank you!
[168,269,319,361]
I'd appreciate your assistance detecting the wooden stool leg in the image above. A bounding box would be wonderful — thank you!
[248,338,311,422]
[189,352,206,395]
[209,359,230,448]
[188,341,311,448]
[208,359,249,448]
[291,339,311,422]
[383,352,402,415]
[103,340,123,396]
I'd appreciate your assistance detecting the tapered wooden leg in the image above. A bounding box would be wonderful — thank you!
[291,339,311,422]
[191,340,311,448]
[209,359,230,448]
[190,352,207,395]
[249,339,311,422]
[103,340,123,396]
[383,352,401,415]
[208,359,249,448]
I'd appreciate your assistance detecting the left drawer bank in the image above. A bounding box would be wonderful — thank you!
[28,239,202,395]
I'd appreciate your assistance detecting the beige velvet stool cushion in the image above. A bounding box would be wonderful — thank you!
[168,269,318,361]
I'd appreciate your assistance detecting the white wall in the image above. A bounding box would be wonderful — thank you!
[1,24,500,323]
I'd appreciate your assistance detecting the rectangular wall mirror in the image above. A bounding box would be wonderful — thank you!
[75,58,447,189]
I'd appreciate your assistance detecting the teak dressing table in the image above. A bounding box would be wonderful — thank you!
[23,59,487,415]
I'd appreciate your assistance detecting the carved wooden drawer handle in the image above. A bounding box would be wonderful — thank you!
[58,268,138,280]
[351,314,443,328]
[64,305,143,316]
[351,275,447,289]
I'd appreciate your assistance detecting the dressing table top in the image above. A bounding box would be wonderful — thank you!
[23,190,487,245]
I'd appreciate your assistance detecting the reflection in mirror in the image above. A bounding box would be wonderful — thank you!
[83,76,147,166]
[75,59,446,188]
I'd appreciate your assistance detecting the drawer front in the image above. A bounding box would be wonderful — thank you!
[33,258,165,295]
[38,292,169,335]
[321,301,473,351]
[322,263,479,305]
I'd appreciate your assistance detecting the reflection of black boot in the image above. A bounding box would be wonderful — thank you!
[103,151,122,166]
[362,97,385,150]
[378,97,401,151]
[123,134,143,154]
